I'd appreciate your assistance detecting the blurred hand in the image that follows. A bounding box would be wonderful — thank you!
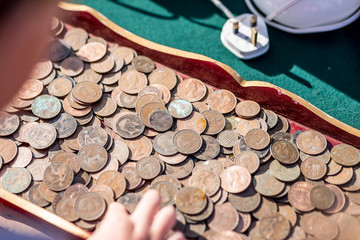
[89,190,186,240]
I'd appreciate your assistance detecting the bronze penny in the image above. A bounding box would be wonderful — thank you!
[18,79,44,100]
[324,184,346,214]
[0,138,17,163]
[119,70,147,94]
[63,97,92,117]
[64,28,88,51]
[135,94,163,114]
[264,110,278,129]
[97,170,126,198]
[235,118,260,136]
[165,157,194,179]
[312,215,339,240]
[184,196,213,222]
[60,56,84,77]
[39,68,56,86]
[258,213,290,240]
[119,92,137,109]
[331,143,360,167]
[150,181,178,207]
[45,39,71,62]
[31,95,61,119]
[207,89,237,114]
[117,192,142,214]
[252,196,278,220]
[90,154,119,180]
[0,112,20,136]
[90,55,115,74]
[193,135,220,160]
[64,183,88,199]
[10,146,32,168]
[271,140,299,164]
[29,59,53,79]
[234,151,260,174]
[296,130,327,155]
[63,126,83,151]
[52,152,80,173]
[77,42,107,62]
[324,166,353,185]
[109,140,129,164]
[277,203,297,227]
[72,81,102,104]
[27,158,51,181]
[111,86,124,107]
[77,126,108,147]
[173,129,203,155]
[136,156,162,180]
[27,123,57,149]
[175,186,207,215]
[235,100,260,118]
[75,192,106,221]
[207,203,239,232]
[310,185,335,210]
[139,102,167,128]
[330,213,360,240]
[300,149,331,164]
[269,160,300,182]
[29,184,49,207]
[43,162,74,191]
[176,111,207,134]
[153,131,177,156]
[177,78,207,102]
[93,95,117,117]
[167,99,193,119]
[300,157,327,180]
[190,169,220,197]
[75,65,102,84]
[288,181,315,212]
[39,181,58,202]
[56,197,79,222]
[148,67,177,90]
[299,211,322,236]
[234,212,252,233]
[253,164,285,197]
[158,152,187,165]
[272,132,292,143]
[151,174,182,190]
[138,85,162,99]
[111,46,134,65]
[220,166,251,193]
[202,110,225,135]
[48,77,73,98]
[49,113,77,138]
[194,159,224,176]
[149,110,173,132]
[151,84,171,104]
[228,184,261,212]
[193,101,209,113]
[125,135,152,161]
[245,128,270,150]
[114,113,144,139]
[2,167,32,193]
[132,55,155,73]
[90,183,114,198]
[78,143,108,172]
[217,130,238,148]
[202,230,244,240]
[19,122,38,143]
[121,166,142,190]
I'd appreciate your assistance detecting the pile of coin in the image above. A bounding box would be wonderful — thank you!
[0,17,359,240]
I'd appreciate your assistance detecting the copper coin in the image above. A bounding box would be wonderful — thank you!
[77,126,108,147]
[109,140,129,164]
[138,85,162,99]
[56,197,79,222]
[29,59,53,79]
[244,128,270,150]
[271,140,299,164]
[202,110,225,135]
[300,149,331,165]
[0,112,20,136]
[324,166,353,185]
[177,78,207,102]
[269,160,301,182]
[220,166,251,193]
[26,158,51,181]
[194,159,224,176]
[60,56,84,76]
[90,55,115,73]
[19,122,38,143]
[176,111,207,134]
[78,143,108,172]
[111,46,134,65]
[234,151,260,174]
[175,186,207,215]
[114,113,144,139]
[207,203,239,232]
[63,98,92,117]
[168,99,193,119]
[119,70,147,94]
[158,152,187,165]
[10,96,34,109]
[125,135,153,161]
[235,118,260,136]
[64,27,87,50]
[75,192,106,221]
[264,110,279,129]
[135,156,162,180]
[288,181,315,212]
[43,162,74,191]
[117,192,142,213]
[192,101,209,113]
[148,67,177,90]
[165,157,194,179]
[324,184,346,214]
[329,213,360,240]
[234,212,252,233]
[90,183,115,198]
[296,130,327,155]
[193,135,220,160]
[300,157,327,180]
[132,55,155,73]
[139,102,167,128]
[228,184,261,212]
[119,92,137,109]
[150,181,178,207]
[235,100,260,118]
[18,79,44,100]
[39,68,56,86]
[90,154,119,180]
[0,138,17,163]
[135,95,163,114]
[217,130,238,148]
[72,81,102,104]
[253,164,285,196]
[31,95,61,119]
[10,146,32,167]
[151,84,171,104]
[312,215,339,240]
[45,39,71,62]
[331,143,360,166]
[27,123,57,149]
[92,95,116,117]
[152,174,182,190]
[52,152,80,173]
[190,169,220,196]
[173,129,203,155]
[77,42,107,62]
[75,65,102,84]
[39,181,58,202]
[149,110,173,132]
[121,166,142,190]
[49,113,77,138]
[310,185,335,210]
[1,167,32,193]
[48,77,73,97]
[153,131,177,156]
[252,196,277,220]
[259,213,290,240]
[28,184,49,207]
[207,89,237,114]
[97,170,126,198]
[272,132,292,143]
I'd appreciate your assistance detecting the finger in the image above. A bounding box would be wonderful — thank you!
[89,203,133,240]
[150,205,176,240]
[130,190,161,240]
[167,231,186,240]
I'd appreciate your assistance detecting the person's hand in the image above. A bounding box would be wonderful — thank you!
[89,190,186,240]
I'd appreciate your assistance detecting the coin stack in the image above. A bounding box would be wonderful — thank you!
[0,17,359,240]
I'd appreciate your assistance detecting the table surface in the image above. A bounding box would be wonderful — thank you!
[75,0,360,130]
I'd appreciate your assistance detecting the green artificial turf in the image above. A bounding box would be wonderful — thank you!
[75,0,360,130]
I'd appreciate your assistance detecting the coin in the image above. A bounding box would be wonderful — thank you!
[228,185,261,212]
[190,169,220,196]
[150,181,178,207]
[2,167,32,193]
[119,70,147,94]
[194,160,224,176]
[177,78,207,102]
[72,81,102,104]
[264,110,278,129]
[77,144,108,172]
[75,192,106,221]
[193,135,220,160]
[111,47,134,65]
[234,151,260,174]
[121,166,142,190]
[125,135,152,161]
[324,184,346,214]
[136,156,162,180]
[139,102,167,128]
[48,77,73,97]
[149,110,173,132]
[109,140,129,164]
[329,213,360,240]
[168,99,193,119]
[31,95,61,119]
[235,118,260,136]
[29,59,53,79]
[114,113,145,139]
[28,184,49,207]
[217,130,238,148]
[270,160,300,182]
[39,181,58,202]
[148,68,177,90]
[207,90,236,114]
[312,215,338,240]
[244,128,270,150]
[52,152,80,173]
[43,162,74,191]
[176,111,207,134]
[56,197,79,222]
[271,140,299,164]
[153,131,177,156]
[135,94,163,114]
[207,203,239,232]
[0,138,18,163]
[220,166,251,193]
[277,203,297,227]
[288,181,314,212]
[97,170,126,198]
[165,157,194,179]
[93,95,117,117]
[45,39,71,62]
[202,110,225,135]
[0,112,20,136]
[27,123,57,149]
[151,84,170,104]
[331,143,360,167]
[253,164,285,197]
[90,55,115,74]
[10,146,32,167]
[259,213,290,240]
[77,42,107,62]
[173,129,203,155]
[77,126,108,147]
[235,100,260,119]
[175,186,207,215]
[49,113,77,138]
[60,56,84,77]
[252,196,277,220]
[272,132,292,143]
[300,157,327,180]
[296,130,327,155]
[18,79,44,100]
[324,166,353,185]
[117,192,142,213]
[132,55,155,73]
[310,185,335,210]
[27,158,50,181]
